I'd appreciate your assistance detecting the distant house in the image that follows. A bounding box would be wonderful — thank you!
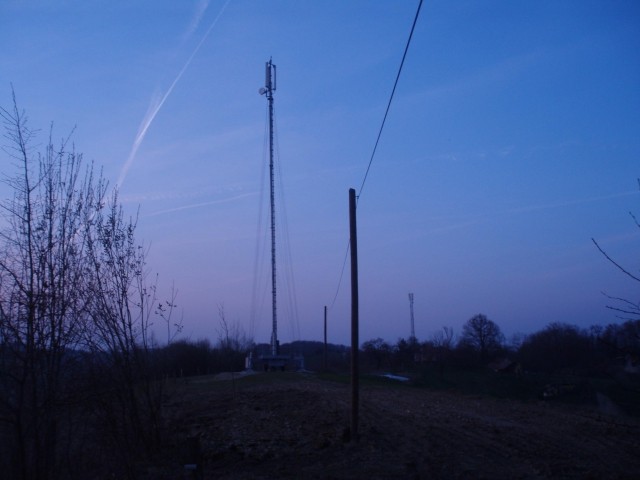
[488,358,522,376]
[624,353,640,374]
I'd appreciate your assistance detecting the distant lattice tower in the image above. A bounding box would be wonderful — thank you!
[408,293,415,339]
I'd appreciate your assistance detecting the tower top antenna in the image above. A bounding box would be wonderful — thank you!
[259,58,276,97]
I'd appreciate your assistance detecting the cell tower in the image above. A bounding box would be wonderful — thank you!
[259,58,278,357]
[254,59,304,371]
[408,293,415,339]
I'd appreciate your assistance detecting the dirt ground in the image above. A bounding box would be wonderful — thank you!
[160,371,640,479]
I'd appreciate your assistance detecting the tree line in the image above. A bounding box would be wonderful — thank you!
[361,313,640,377]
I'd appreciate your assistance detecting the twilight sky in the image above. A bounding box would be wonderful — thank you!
[1,0,639,346]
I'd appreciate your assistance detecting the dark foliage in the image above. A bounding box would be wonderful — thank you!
[517,323,598,374]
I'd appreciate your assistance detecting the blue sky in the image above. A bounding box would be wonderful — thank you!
[2,0,639,346]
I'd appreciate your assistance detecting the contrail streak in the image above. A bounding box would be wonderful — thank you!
[503,190,639,216]
[184,0,212,41]
[117,0,231,189]
[146,192,256,217]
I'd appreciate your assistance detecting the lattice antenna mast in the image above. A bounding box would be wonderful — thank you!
[259,58,278,356]
[408,293,415,339]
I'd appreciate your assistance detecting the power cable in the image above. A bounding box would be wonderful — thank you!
[328,239,350,310]
[357,0,423,203]
[249,104,271,338]
[328,0,423,311]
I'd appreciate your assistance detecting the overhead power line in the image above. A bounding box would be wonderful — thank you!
[328,0,424,310]
[357,0,423,203]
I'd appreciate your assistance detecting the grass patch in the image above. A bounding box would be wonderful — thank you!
[415,366,576,402]
[414,365,640,416]
[180,370,328,393]
[169,367,640,417]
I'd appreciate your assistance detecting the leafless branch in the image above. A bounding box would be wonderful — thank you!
[592,238,640,283]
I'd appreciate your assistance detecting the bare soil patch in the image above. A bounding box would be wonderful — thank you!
[159,372,640,479]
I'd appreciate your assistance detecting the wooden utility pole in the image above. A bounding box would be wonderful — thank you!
[408,292,415,340]
[323,305,328,372]
[349,188,359,441]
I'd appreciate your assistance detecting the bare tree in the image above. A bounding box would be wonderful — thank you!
[83,192,165,469]
[216,304,251,354]
[432,326,455,351]
[0,92,103,480]
[431,326,455,377]
[460,314,504,361]
[0,93,174,479]
[592,179,640,320]
[156,281,182,346]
